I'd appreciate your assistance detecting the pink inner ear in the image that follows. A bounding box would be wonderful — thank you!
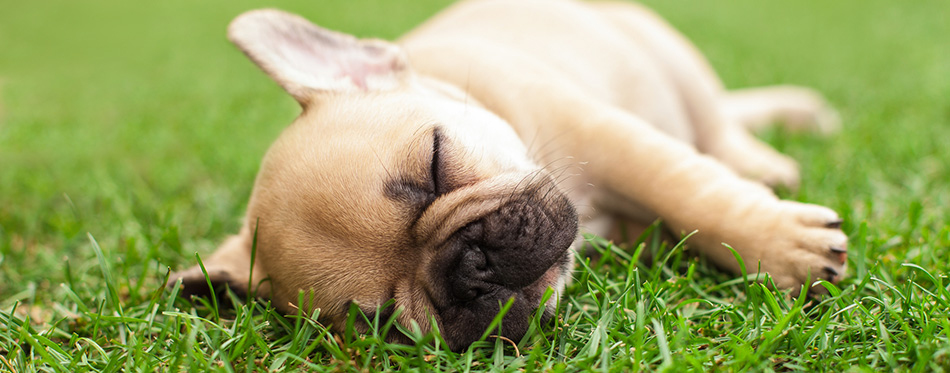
[273,27,401,92]
[344,48,403,90]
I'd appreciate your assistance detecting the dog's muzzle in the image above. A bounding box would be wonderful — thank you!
[427,184,577,350]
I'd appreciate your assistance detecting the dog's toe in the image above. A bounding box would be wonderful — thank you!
[824,219,843,229]
[829,246,848,265]
[822,265,840,282]
[710,200,849,294]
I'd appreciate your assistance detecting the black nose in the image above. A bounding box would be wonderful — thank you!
[447,228,494,301]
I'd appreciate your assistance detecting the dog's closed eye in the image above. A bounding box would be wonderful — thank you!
[384,127,456,219]
[430,127,448,198]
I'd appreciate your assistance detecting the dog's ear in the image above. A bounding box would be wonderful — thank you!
[169,224,268,300]
[227,9,411,105]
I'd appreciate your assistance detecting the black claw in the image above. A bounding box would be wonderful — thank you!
[823,266,839,280]
[830,246,847,254]
[825,219,843,229]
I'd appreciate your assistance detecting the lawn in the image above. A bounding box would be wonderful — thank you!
[1,0,949,371]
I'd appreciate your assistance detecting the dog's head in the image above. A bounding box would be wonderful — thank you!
[171,9,578,350]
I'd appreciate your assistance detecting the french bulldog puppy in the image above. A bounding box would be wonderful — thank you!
[172,0,848,350]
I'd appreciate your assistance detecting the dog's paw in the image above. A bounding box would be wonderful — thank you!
[722,85,842,136]
[748,201,848,293]
[698,200,848,293]
[765,86,842,136]
[707,130,801,190]
[787,99,841,136]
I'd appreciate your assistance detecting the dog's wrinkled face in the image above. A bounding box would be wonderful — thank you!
[251,94,578,347]
[171,9,577,350]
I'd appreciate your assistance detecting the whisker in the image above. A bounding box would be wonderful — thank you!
[404,123,433,162]
[523,129,544,159]
[506,168,546,204]
[527,128,573,161]
[369,148,394,180]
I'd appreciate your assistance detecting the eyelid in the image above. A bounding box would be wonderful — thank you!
[430,127,446,197]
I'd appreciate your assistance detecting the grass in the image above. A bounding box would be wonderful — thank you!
[1,0,949,371]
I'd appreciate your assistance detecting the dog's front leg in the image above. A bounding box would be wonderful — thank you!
[403,41,846,291]
[451,71,848,290]
[569,102,847,291]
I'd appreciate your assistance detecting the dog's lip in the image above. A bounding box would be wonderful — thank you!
[422,252,568,312]
[525,248,572,294]
[526,249,572,323]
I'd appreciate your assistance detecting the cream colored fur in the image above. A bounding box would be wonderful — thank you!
[172,0,847,347]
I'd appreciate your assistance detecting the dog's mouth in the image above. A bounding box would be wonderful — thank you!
[419,179,578,350]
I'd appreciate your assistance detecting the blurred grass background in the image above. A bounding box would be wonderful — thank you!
[0,0,452,296]
[1,0,949,370]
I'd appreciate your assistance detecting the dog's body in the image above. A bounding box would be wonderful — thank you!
[173,0,847,350]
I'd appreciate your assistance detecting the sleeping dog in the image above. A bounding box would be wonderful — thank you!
[172,0,848,350]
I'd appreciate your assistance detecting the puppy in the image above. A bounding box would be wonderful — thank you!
[172,0,848,350]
